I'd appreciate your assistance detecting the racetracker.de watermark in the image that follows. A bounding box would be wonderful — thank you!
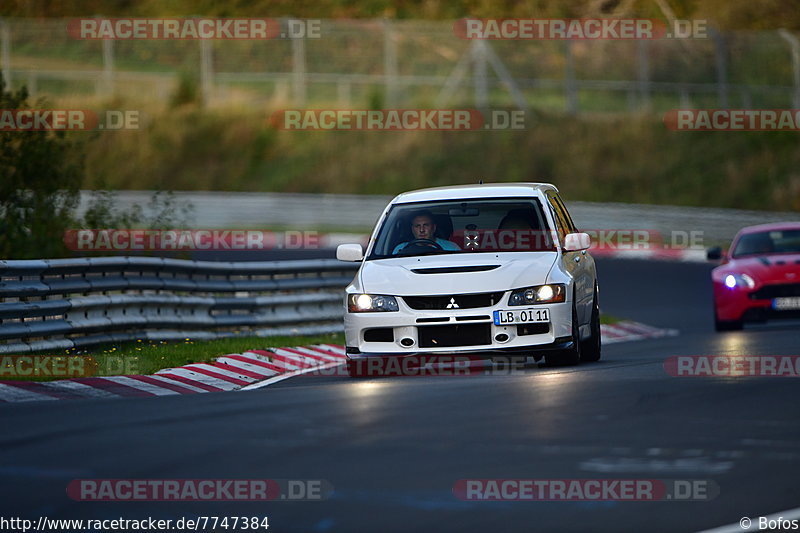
[665,356,800,377]
[69,18,275,39]
[64,229,321,251]
[454,18,708,39]
[67,479,333,501]
[664,109,800,131]
[444,229,703,252]
[0,355,139,378]
[0,355,96,378]
[269,109,527,131]
[453,479,718,501]
[0,110,140,131]
[67,18,321,40]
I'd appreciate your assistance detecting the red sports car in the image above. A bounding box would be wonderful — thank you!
[709,222,800,331]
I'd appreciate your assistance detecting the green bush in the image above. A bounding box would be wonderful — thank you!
[0,75,83,259]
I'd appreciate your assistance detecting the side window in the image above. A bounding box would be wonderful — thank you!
[546,192,570,244]
[552,194,577,233]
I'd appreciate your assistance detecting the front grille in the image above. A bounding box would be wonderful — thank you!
[751,283,800,300]
[403,292,504,310]
[742,307,800,321]
[416,317,449,323]
[418,324,491,348]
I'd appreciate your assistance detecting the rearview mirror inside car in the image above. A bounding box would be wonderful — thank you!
[448,207,479,216]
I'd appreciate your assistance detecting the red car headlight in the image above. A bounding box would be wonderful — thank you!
[723,273,755,289]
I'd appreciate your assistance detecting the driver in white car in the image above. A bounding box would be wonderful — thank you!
[392,210,461,254]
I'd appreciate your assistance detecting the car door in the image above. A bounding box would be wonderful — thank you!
[546,191,595,332]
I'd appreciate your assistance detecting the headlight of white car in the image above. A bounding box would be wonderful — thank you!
[347,294,399,312]
[508,284,566,305]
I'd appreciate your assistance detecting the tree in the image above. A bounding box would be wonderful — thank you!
[0,75,83,259]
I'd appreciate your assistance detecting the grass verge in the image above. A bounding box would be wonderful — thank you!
[0,333,345,382]
[600,314,623,325]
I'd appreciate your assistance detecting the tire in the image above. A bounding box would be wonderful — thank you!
[714,310,743,332]
[546,302,581,367]
[580,286,602,362]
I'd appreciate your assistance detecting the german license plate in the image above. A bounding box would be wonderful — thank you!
[773,297,800,310]
[493,308,550,325]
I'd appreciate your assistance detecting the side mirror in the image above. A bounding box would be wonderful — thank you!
[337,244,364,262]
[706,246,722,261]
[563,232,591,252]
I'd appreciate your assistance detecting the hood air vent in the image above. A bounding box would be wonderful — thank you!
[411,265,500,274]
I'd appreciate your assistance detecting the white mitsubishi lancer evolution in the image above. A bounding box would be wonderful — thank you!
[336,183,601,376]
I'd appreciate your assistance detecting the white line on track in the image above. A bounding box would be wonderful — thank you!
[240,361,344,391]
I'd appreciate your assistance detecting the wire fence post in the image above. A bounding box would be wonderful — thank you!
[27,71,36,99]
[1,19,10,89]
[564,39,578,115]
[102,37,114,98]
[383,19,399,107]
[779,29,800,108]
[679,86,691,108]
[482,41,528,110]
[637,39,651,111]
[711,28,729,108]
[472,41,488,110]
[337,79,352,107]
[200,38,213,106]
[291,20,307,106]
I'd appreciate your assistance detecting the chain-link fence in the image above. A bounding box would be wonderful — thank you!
[2,18,799,113]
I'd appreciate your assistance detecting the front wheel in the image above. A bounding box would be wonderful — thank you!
[545,303,581,367]
[580,287,602,362]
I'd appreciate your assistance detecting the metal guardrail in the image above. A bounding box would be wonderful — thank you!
[0,257,358,354]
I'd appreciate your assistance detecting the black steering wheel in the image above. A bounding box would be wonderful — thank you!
[397,238,443,255]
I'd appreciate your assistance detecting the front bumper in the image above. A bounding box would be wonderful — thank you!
[346,337,574,360]
[714,281,800,322]
[344,296,573,358]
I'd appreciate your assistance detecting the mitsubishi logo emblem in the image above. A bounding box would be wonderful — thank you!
[446,297,459,309]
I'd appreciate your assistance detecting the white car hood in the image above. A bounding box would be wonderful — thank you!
[359,252,558,295]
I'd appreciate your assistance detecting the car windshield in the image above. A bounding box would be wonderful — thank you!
[732,229,800,257]
[368,198,556,259]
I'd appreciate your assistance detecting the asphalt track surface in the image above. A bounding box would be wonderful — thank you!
[1,257,799,533]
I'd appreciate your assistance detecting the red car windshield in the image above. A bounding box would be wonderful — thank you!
[732,229,800,258]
